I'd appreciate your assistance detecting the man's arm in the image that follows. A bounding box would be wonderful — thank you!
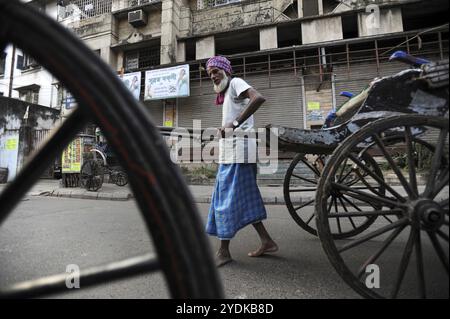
[219,87,265,138]
[236,87,266,125]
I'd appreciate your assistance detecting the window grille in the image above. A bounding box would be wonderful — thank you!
[128,0,152,8]
[58,0,112,21]
[124,47,160,71]
[199,0,241,9]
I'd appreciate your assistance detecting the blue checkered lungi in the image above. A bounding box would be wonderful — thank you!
[206,164,267,240]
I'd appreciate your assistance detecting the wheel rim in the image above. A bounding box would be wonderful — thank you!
[284,153,381,239]
[316,115,449,299]
[0,0,222,299]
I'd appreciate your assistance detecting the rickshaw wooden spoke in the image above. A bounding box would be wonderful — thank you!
[294,199,315,211]
[337,218,409,253]
[0,108,88,226]
[415,230,426,299]
[291,173,317,185]
[430,171,449,200]
[347,153,405,202]
[332,182,402,209]
[391,227,416,299]
[327,209,402,218]
[336,196,357,230]
[436,230,449,242]
[0,254,160,299]
[404,126,419,198]
[373,134,416,199]
[427,231,449,274]
[424,128,448,198]
[356,224,407,279]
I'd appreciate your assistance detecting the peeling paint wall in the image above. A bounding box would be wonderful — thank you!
[0,97,60,181]
[192,0,277,35]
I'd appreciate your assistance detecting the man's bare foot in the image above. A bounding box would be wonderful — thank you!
[216,250,233,267]
[248,241,278,257]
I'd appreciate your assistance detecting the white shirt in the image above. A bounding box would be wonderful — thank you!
[219,77,257,164]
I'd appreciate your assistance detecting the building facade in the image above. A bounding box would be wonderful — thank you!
[1,0,448,132]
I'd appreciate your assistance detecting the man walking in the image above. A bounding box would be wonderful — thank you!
[205,56,278,267]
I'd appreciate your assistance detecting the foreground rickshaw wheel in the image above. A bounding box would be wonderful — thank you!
[284,153,382,239]
[316,115,449,299]
[80,159,104,191]
[0,0,222,298]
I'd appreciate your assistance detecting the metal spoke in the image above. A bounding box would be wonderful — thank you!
[0,254,160,299]
[0,108,89,227]
[338,218,409,253]
[391,227,416,299]
[427,231,449,275]
[424,128,448,198]
[357,224,407,279]
[354,169,385,198]
[415,230,426,299]
[332,182,404,209]
[303,158,322,178]
[348,154,406,203]
[382,214,394,224]
[294,199,315,211]
[404,127,419,199]
[373,134,416,199]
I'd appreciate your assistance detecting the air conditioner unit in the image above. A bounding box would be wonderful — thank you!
[128,9,147,27]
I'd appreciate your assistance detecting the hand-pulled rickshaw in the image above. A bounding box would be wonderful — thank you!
[0,0,447,299]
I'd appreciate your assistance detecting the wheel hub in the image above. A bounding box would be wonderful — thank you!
[410,199,445,230]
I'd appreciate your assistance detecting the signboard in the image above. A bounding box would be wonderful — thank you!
[307,101,321,110]
[144,64,190,100]
[119,71,141,100]
[62,137,82,173]
[63,92,77,110]
[5,138,18,150]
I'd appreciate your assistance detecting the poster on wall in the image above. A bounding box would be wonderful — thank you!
[144,64,189,100]
[119,71,141,100]
[306,101,324,122]
[61,137,82,173]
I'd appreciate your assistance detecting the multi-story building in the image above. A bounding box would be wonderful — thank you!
[1,0,448,130]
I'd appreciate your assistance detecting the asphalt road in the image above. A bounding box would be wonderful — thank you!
[0,196,447,299]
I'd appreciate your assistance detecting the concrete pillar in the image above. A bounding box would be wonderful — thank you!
[318,0,323,15]
[160,0,180,65]
[301,16,343,44]
[176,41,186,62]
[260,26,278,50]
[358,8,404,37]
[196,36,215,60]
[298,0,304,18]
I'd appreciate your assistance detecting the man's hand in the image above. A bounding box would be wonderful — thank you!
[217,121,235,139]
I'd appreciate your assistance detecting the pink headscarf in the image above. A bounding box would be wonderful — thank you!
[206,56,233,106]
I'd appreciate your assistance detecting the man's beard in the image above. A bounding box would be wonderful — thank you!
[213,71,229,93]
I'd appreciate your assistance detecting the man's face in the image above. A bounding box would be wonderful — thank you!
[207,67,229,93]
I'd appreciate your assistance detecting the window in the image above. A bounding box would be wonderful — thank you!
[128,0,152,7]
[58,0,112,21]
[17,53,39,71]
[198,0,241,9]
[0,51,6,76]
[19,87,40,104]
[124,47,160,71]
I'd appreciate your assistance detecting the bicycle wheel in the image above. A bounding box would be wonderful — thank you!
[0,0,222,298]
